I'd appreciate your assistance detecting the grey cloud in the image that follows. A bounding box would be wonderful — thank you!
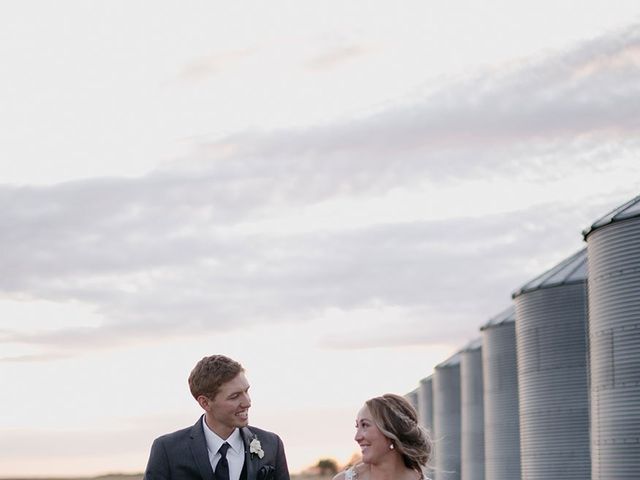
[1,25,638,357]
[0,175,266,292]
[178,23,639,199]
[0,189,614,354]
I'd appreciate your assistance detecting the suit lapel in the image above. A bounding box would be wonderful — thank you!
[189,416,215,480]
[241,427,257,480]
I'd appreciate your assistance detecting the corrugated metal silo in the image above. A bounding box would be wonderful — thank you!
[461,338,484,480]
[418,376,435,480]
[418,375,434,432]
[434,353,461,480]
[512,248,590,480]
[406,388,420,412]
[480,306,521,480]
[583,195,640,479]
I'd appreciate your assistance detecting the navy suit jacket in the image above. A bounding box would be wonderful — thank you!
[144,416,290,480]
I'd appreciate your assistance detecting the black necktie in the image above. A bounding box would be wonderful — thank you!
[215,442,230,480]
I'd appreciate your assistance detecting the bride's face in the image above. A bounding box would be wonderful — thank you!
[354,405,392,464]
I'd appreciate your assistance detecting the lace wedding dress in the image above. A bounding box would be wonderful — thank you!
[343,466,429,480]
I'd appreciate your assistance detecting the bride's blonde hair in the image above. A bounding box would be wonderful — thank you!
[366,393,432,474]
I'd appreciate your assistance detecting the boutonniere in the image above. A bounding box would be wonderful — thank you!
[250,437,264,459]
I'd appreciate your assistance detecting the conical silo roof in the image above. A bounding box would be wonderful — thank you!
[583,194,640,239]
[405,387,419,410]
[480,305,515,330]
[461,337,482,352]
[512,248,587,298]
[436,351,461,368]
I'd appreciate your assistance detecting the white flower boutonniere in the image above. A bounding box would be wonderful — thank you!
[250,437,264,459]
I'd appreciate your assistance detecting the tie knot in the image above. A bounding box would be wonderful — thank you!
[218,442,230,458]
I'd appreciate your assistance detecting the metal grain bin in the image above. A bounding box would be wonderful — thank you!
[480,306,521,480]
[434,353,462,480]
[583,195,640,479]
[418,376,435,480]
[406,387,420,412]
[461,338,485,480]
[418,375,434,432]
[513,248,590,480]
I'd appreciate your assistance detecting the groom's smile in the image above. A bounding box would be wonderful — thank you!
[235,409,249,420]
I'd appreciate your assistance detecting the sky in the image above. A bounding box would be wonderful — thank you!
[1,0,639,476]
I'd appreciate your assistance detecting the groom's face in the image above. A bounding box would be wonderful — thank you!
[202,371,251,438]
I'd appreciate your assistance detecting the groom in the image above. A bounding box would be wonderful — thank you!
[144,355,290,480]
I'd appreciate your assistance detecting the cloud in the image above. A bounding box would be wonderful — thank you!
[0,352,72,363]
[178,48,255,80]
[1,24,638,358]
[306,44,373,70]
[0,189,610,356]
[178,23,639,195]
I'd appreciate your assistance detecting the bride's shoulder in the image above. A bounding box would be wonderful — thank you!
[332,470,352,480]
[333,463,363,480]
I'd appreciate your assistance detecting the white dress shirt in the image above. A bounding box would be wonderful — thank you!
[202,417,245,480]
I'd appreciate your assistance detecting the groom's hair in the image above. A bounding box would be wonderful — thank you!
[188,354,244,400]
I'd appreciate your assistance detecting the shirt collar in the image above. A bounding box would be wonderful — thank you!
[202,417,244,455]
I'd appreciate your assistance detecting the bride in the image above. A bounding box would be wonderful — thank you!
[333,393,432,480]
